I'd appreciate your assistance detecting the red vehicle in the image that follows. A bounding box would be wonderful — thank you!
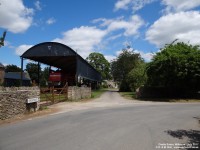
[48,69,75,87]
[48,70,62,86]
[49,71,62,82]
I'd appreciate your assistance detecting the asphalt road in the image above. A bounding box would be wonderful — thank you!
[0,91,200,150]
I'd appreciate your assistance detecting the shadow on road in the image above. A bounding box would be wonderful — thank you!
[165,129,200,150]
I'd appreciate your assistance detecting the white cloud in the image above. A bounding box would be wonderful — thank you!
[15,44,33,56]
[3,41,15,49]
[131,0,156,12]
[146,11,200,47]
[162,0,200,13]
[114,0,131,11]
[0,0,34,33]
[93,15,144,37]
[34,1,42,11]
[134,50,154,62]
[115,0,200,13]
[46,18,56,25]
[115,48,133,56]
[2,63,8,67]
[114,0,156,12]
[104,55,116,62]
[107,15,144,36]
[115,48,153,62]
[53,26,106,58]
[106,34,122,41]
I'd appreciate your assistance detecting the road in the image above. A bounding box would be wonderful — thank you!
[0,90,200,150]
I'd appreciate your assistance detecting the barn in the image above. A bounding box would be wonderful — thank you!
[21,42,101,88]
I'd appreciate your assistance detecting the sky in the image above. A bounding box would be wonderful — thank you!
[1,0,200,68]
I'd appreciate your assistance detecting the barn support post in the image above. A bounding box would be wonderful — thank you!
[37,62,40,87]
[20,57,24,86]
[75,50,78,87]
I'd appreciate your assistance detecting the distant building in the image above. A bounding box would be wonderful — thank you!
[0,63,5,84]
[4,72,31,87]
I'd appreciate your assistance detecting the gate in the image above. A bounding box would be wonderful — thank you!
[40,82,68,104]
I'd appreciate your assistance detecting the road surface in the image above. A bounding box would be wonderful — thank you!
[0,90,200,150]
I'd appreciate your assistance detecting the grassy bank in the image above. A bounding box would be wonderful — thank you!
[119,91,200,102]
[91,88,107,99]
[119,92,136,100]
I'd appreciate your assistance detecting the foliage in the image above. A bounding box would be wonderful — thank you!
[0,31,6,48]
[146,42,200,90]
[5,64,22,72]
[40,67,50,87]
[101,81,109,88]
[26,62,41,84]
[91,89,106,98]
[127,61,147,91]
[111,48,143,91]
[86,52,111,80]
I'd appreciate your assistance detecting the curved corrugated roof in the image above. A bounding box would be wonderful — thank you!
[21,42,101,82]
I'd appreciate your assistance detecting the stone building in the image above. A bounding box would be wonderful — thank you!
[0,63,5,84]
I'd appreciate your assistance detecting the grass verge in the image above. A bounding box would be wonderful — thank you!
[91,88,107,99]
[119,92,136,100]
[139,98,200,103]
[119,92,200,102]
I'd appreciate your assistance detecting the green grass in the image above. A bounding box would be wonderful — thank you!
[119,92,136,100]
[91,88,107,99]
[139,98,200,103]
[119,92,200,102]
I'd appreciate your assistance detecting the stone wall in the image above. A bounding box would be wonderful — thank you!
[68,86,91,100]
[0,86,40,120]
[0,68,5,84]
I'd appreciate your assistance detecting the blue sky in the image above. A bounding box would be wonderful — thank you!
[1,0,200,68]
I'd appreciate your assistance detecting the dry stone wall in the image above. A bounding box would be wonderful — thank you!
[0,86,40,120]
[68,86,91,100]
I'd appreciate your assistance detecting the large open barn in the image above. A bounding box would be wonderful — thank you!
[21,42,101,88]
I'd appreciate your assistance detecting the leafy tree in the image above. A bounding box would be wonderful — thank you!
[146,42,200,90]
[26,62,41,84]
[86,52,111,80]
[127,61,147,91]
[40,67,50,87]
[111,48,143,91]
[5,64,22,72]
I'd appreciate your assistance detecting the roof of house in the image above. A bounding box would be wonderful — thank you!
[4,72,31,81]
[0,62,5,68]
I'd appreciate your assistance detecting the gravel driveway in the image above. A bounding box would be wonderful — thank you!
[49,89,154,113]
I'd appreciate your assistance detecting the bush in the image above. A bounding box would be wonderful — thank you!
[136,86,199,99]
[146,42,200,90]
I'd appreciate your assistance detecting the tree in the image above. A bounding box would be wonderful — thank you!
[86,52,111,80]
[127,61,147,91]
[26,63,41,84]
[146,42,200,90]
[5,64,22,72]
[111,48,143,91]
[40,67,50,87]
